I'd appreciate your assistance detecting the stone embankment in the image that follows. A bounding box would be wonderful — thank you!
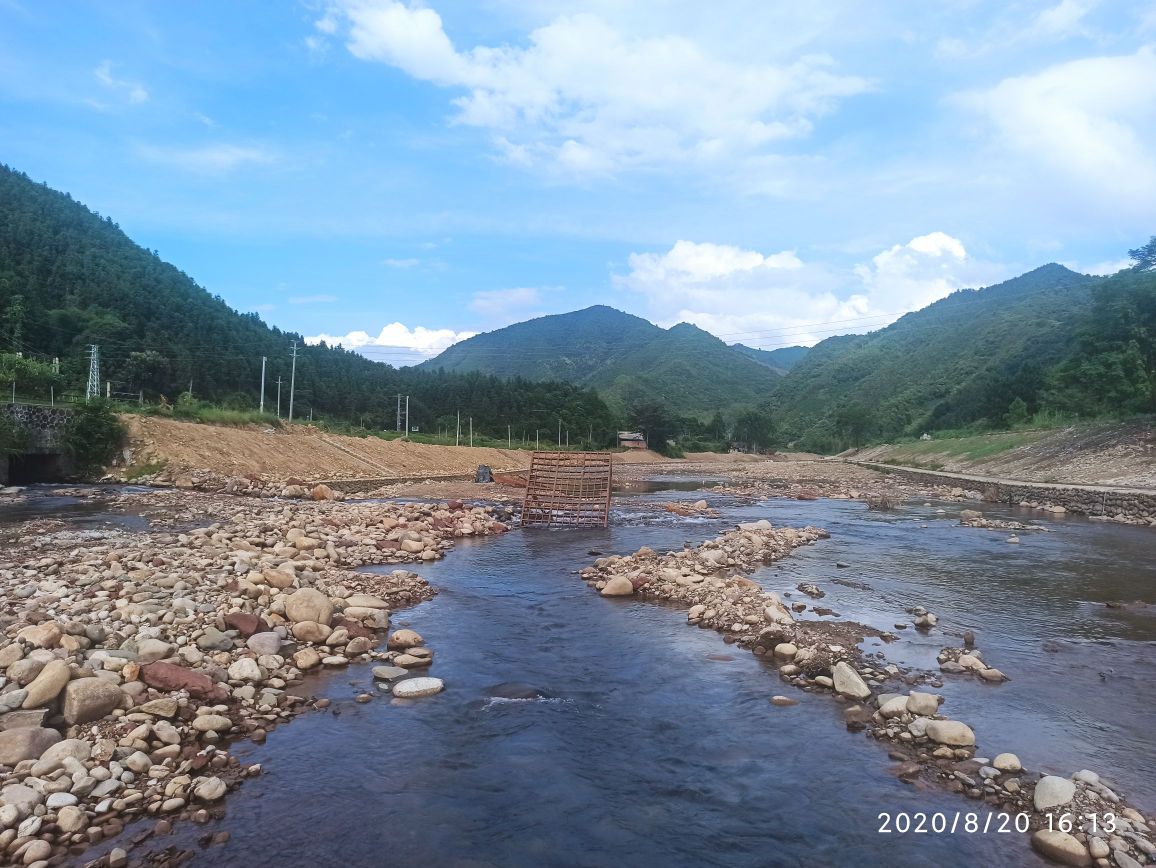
[0,497,506,866]
[860,463,1156,527]
[580,523,1156,868]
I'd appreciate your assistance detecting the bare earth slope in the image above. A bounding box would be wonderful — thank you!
[849,421,1156,488]
[122,416,671,481]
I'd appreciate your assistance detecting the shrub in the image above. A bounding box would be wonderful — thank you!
[63,402,126,477]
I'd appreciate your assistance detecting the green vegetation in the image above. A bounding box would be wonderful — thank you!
[0,412,29,458]
[123,461,167,481]
[421,307,783,417]
[0,164,618,445]
[730,343,809,374]
[61,402,125,476]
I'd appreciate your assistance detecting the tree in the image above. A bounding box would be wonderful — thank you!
[1128,236,1156,271]
[626,399,678,456]
[834,402,874,448]
[1005,397,1029,426]
[733,408,776,452]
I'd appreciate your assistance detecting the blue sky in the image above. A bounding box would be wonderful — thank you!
[2,0,1155,364]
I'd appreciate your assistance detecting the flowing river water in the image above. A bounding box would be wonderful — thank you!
[6,485,1156,867]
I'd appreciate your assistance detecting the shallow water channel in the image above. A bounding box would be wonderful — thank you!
[13,486,1156,867]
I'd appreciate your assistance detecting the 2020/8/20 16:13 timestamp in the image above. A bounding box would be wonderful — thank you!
[877,812,1118,835]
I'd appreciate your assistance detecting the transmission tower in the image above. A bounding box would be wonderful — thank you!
[85,345,100,402]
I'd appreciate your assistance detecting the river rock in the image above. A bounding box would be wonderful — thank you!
[135,638,174,663]
[346,594,389,610]
[192,714,232,733]
[193,776,227,801]
[285,589,333,625]
[20,659,71,708]
[832,661,872,700]
[227,658,262,682]
[906,692,940,716]
[392,677,444,698]
[141,662,228,701]
[925,720,975,746]
[372,666,407,681]
[1030,830,1091,866]
[16,622,61,648]
[56,804,86,833]
[196,627,234,651]
[223,612,270,638]
[993,752,1021,773]
[293,648,321,669]
[0,727,60,764]
[879,696,909,719]
[136,697,179,718]
[600,576,635,597]
[39,738,91,764]
[60,677,122,724]
[0,644,23,669]
[1034,775,1076,811]
[773,643,798,659]
[387,629,423,650]
[291,621,331,643]
[21,839,51,864]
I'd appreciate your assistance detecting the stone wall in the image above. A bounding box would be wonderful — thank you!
[862,463,1156,527]
[1,404,74,485]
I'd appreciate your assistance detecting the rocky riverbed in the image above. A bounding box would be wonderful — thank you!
[0,493,510,867]
[579,522,1156,868]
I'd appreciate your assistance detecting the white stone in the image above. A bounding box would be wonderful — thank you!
[392,677,444,698]
[1034,775,1077,811]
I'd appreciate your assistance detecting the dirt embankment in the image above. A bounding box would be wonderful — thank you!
[120,416,674,483]
[849,421,1156,489]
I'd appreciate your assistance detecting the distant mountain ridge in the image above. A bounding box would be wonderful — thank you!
[730,343,809,374]
[420,306,783,416]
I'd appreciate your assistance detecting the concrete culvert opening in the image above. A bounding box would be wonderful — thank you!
[6,452,69,484]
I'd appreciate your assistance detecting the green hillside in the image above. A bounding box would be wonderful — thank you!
[0,164,617,442]
[772,264,1100,449]
[422,308,781,416]
[417,305,662,383]
[731,343,809,374]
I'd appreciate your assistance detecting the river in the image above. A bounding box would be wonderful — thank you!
[8,485,1156,866]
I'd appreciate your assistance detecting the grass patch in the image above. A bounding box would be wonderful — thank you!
[124,460,167,481]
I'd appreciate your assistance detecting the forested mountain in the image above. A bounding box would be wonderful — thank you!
[421,307,782,416]
[0,164,617,443]
[770,264,1109,450]
[730,343,808,374]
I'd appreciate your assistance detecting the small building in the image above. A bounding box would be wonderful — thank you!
[617,431,647,449]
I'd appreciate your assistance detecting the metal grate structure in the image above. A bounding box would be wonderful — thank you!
[521,451,613,527]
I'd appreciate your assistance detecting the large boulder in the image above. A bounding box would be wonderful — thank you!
[387,629,423,650]
[906,692,941,716]
[21,659,71,709]
[140,662,229,701]
[285,588,333,625]
[925,720,976,747]
[0,727,60,765]
[600,576,635,597]
[223,612,270,638]
[62,678,124,724]
[832,661,872,700]
[15,622,61,649]
[1030,830,1090,866]
[1033,776,1076,811]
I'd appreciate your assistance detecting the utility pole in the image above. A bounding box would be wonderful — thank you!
[85,345,100,403]
[395,394,402,432]
[535,429,539,450]
[469,416,473,447]
[508,424,511,448]
[558,418,562,446]
[404,395,409,436]
[456,410,460,446]
[288,340,298,422]
[259,356,267,414]
[276,376,282,418]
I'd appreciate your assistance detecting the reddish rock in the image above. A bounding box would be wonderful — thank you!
[446,500,464,511]
[489,522,509,534]
[141,662,228,701]
[223,613,270,639]
[629,574,653,590]
[334,617,374,640]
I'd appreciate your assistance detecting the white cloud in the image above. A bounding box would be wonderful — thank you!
[617,234,1006,347]
[306,322,477,365]
[94,61,148,104]
[323,1,869,172]
[469,286,542,316]
[135,143,277,174]
[1075,257,1131,275]
[956,47,1156,211]
[1031,0,1098,38]
[289,294,338,304]
[382,257,419,268]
